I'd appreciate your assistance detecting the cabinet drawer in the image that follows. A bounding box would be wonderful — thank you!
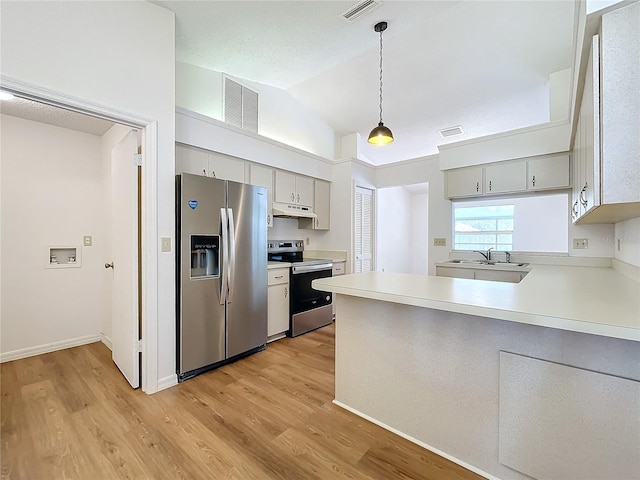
[268,268,289,286]
[332,262,345,276]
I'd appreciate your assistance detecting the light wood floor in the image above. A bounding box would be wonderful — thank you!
[1,323,482,479]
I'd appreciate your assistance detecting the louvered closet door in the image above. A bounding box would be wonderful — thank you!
[354,186,374,273]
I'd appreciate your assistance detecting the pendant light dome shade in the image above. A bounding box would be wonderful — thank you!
[368,122,394,144]
[368,21,393,145]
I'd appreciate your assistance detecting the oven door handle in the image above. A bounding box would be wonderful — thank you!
[292,263,333,274]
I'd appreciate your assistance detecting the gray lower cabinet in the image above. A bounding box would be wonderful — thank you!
[331,261,345,317]
[436,266,526,283]
[267,268,289,340]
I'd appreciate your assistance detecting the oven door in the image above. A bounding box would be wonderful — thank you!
[290,263,333,315]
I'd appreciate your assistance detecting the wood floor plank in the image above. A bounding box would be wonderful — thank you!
[1,324,484,480]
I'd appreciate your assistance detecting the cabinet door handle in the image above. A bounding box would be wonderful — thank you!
[489,180,492,192]
[267,214,271,224]
[202,168,207,176]
[532,175,536,187]
[291,192,295,202]
[284,287,288,298]
[274,275,284,279]
[315,218,319,227]
[297,194,300,203]
[580,183,588,208]
[211,170,216,178]
[476,182,479,192]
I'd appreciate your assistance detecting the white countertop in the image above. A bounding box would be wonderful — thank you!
[268,261,291,270]
[313,265,640,341]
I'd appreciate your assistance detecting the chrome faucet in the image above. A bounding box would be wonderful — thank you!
[505,251,511,263]
[473,248,493,261]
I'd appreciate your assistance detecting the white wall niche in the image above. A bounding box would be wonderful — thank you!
[46,246,81,268]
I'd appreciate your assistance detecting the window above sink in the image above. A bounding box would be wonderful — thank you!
[452,193,569,254]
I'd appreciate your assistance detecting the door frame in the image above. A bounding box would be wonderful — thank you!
[1,77,160,393]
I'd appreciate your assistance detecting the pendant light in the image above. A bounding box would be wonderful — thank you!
[368,21,393,145]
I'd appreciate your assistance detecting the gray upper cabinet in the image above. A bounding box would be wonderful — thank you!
[274,171,313,207]
[445,154,569,199]
[446,166,483,198]
[572,3,640,224]
[527,153,570,191]
[176,143,245,183]
[484,161,527,195]
[298,179,330,230]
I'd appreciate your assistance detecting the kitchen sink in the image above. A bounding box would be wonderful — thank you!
[448,260,528,267]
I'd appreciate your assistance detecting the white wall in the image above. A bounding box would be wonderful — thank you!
[0,1,176,390]
[568,222,615,258]
[614,217,640,266]
[377,187,412,273]
[0,115,110,357]
[410,192,429,275]
[376,186,429,275]
[317,161,354,269]
[376,156,451,275]
[175,62,336,161]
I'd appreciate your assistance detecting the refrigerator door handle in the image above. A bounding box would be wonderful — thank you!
[227,208,236,303]
[220,207,229,305]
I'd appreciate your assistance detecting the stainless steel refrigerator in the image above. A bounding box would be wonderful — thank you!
[176,173,267,381]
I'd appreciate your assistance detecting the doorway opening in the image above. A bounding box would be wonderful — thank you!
[376,182,429,274]
[0,87,151,390]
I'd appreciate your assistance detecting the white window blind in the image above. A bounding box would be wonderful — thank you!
[354,186,374,273]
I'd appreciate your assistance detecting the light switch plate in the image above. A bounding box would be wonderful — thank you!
[573,238,588,249]
[83,235,92,247]
[161,237,171,252]
[434,238,447,247]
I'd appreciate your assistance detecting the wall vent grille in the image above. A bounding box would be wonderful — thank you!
[224,77,258,133]
[439,125,464,138]
[341,0,382,22]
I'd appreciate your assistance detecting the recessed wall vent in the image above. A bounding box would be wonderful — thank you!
[439,125,464,138]
[341,0,382,23]
[224,76,258,133]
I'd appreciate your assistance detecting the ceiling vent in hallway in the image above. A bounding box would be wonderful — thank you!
[341,0,382,23]
[439,125,464,138]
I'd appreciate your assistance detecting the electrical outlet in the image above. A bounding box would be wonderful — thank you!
[83,235,92,247]
[573,238,588,249]
[161,237,171,252]
[433,238,447,247]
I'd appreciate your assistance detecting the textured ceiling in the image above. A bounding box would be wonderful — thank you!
[155,0,578,165]
[0,97,114,136]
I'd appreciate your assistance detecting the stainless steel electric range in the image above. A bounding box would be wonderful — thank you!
[267,240,333,337]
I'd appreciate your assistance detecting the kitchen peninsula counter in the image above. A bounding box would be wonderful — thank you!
[313,265,640,341]
[313,266,640,480]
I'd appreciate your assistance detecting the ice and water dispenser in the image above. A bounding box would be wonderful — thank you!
[190,235,220,278]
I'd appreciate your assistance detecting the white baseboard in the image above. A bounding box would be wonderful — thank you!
[332,400,499,480]
[157,374,178,392]
[0,334,102,363]
[100,334,113,350]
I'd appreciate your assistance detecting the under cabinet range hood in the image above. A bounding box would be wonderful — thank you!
[272,202,317,219]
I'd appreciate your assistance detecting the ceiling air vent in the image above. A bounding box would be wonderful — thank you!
[439,125,464,138]
[341,0,382,23]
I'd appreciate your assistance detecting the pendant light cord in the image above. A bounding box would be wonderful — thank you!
[379,29,384,124]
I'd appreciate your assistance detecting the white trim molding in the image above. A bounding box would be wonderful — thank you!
[1,335,102,363]
[100,334,113,350]
[1,75,160,394]
[157,374,178,392]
